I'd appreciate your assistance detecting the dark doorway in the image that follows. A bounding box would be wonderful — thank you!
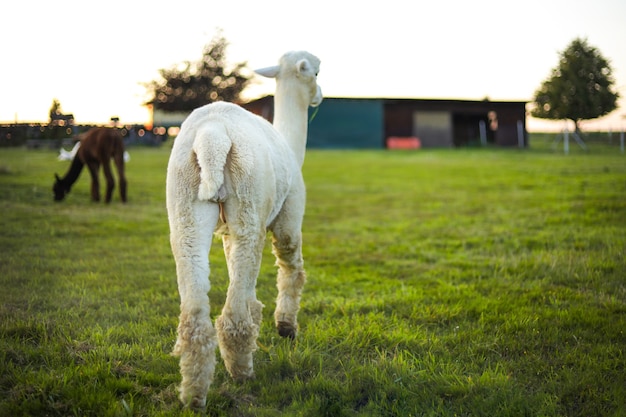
[452,113,496,146]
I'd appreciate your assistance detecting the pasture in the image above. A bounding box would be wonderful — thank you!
[1,136,625,416]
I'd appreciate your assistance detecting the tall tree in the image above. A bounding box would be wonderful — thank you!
[531,38,619,133]
[145,32,251,112]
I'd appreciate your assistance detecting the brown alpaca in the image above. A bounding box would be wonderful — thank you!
[53,127,127,203]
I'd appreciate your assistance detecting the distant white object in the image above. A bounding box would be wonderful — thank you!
[58,141,130,162]
[57,142,81,161]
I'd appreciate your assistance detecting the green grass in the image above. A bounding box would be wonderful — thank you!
[1,136,625,416]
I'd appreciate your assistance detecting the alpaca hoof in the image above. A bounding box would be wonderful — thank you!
[189,397,206,411]
[181,394,206,411]
[224,361,255,381]
[223,353,255,381]
[277,321,296,340]
[232,370,255,382]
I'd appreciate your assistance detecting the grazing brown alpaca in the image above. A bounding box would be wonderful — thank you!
[53,127,127,203]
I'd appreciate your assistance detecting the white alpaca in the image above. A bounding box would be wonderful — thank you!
[166,50,322,409]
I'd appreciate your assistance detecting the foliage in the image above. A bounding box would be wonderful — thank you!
[531,38,619,131]
[144,32,251,113]
[46,98,75,140]
[1,140,625,416]
[49,98,62,122]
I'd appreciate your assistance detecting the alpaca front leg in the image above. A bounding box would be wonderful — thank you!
[86,162,101,202]
[216,233,265,380]
[272,233,307,339]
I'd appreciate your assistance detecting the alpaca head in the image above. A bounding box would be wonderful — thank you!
[53,174,69,201]
[255,51,323,108]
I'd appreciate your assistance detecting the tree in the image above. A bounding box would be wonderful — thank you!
[49,98,62,122]
[145,32,251,113]
[47,98,73,139]
[531,37,619,133]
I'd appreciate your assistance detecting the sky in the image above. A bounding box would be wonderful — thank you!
[2,0,625,132]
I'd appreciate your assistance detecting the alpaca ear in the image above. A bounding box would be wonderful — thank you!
[254,65,280,78]
[297,59,313,76]
[55,173,61,181]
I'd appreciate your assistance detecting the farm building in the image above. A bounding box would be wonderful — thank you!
[242,96,528,149]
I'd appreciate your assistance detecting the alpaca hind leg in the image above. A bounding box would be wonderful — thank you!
[102,160,115,203]
[114,157,127,202]
[170,202,220,409]
[174,300,217,410]
[216,232,265,380]
[272,231,306,339]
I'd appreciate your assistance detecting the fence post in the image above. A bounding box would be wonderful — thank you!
[479,120,487,146]
[517,120,524,148]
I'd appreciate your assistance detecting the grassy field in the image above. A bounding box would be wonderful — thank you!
[1,135,625,416]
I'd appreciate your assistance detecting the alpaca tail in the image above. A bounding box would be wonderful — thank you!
[192,125,231,203]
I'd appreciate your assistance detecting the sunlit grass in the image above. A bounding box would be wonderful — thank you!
[1,136,624,416]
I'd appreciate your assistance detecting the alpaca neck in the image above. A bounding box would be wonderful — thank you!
[273,83,309,167]
[61,155,84,188]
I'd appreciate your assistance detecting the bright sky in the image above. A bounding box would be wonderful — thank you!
[2,0,625,132]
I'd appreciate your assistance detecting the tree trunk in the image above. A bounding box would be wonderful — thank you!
[573,119,583,138]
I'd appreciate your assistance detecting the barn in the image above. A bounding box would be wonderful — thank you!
[243,96,528,149]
